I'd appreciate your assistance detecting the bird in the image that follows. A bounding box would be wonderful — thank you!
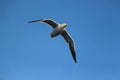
[27,18,77,63]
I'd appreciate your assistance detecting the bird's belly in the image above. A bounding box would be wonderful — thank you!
[50,27,64,37]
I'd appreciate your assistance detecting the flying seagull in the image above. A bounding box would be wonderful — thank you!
[27,19,77,63]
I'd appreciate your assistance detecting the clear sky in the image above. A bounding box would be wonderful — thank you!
[0,0,120,80]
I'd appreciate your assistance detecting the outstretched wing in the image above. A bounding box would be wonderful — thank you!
[27,19,59,28]
[61,30,77,63]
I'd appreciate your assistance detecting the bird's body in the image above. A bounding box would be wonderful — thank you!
[50,24,67,37]
[28,19,77,63]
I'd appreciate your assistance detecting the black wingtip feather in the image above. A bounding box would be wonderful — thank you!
[27,20,42,23]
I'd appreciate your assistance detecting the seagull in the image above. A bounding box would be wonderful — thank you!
[27,19,77,63]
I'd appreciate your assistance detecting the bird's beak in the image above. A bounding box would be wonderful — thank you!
[27,20,41,23]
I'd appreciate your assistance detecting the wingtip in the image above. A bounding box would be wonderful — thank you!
[27,19,42,24]
[27,21,35,23]
[25,22,30,24]
[74,60,77,63]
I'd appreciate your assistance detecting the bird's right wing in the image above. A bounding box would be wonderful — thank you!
[27,19,59,28]
[61,30,77,63]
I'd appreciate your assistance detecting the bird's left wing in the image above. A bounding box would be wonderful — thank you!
[61,30,77,63]
[27,19,59,28]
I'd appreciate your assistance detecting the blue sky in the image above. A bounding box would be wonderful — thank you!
[0,0,120,80]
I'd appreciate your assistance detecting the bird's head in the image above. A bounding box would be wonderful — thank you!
[61,23,67,28]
